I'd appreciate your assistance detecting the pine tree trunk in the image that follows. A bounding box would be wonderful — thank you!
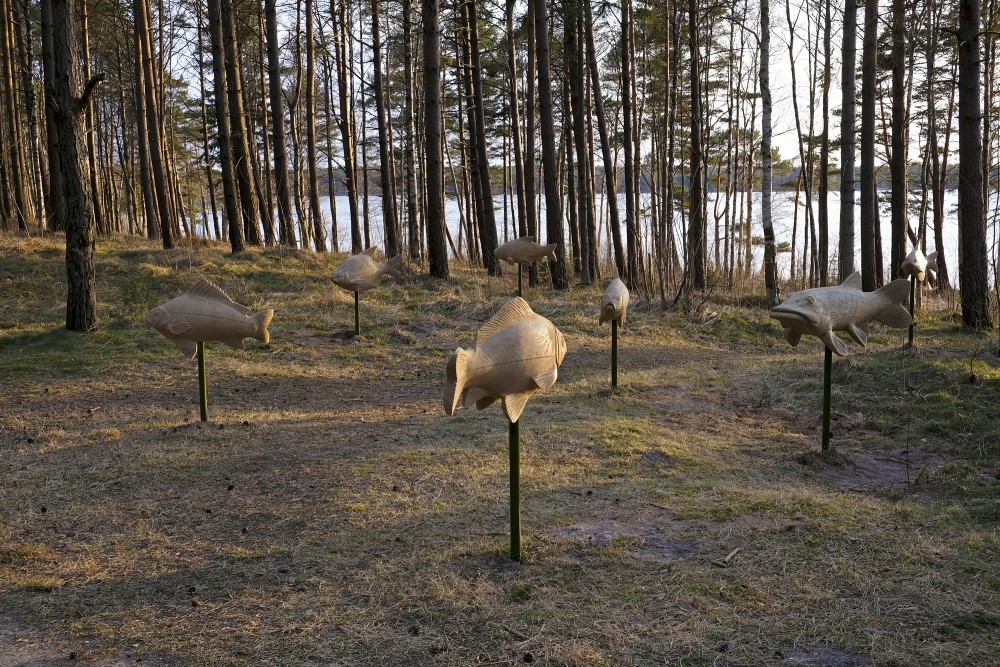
[304,0,326,252]
[370,0,399,257]
[958,0,992,328]
[760,0,778,307]
[839,0,857,282]
[42,0,100,330]
[860,0,878,291]
[890,0,907,278]
[206,0,244,253]
[533,0,568,289]
[221,0,261,246]
[422,0,448,277]
[465,0,500,275]
[687,0,705,290]
[567,0,591,284]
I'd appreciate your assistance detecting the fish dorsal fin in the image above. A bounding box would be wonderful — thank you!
[476,297,535,348]
[520,236,536,243]
[361,247,379,257]
[502,390,535,423]
[190,280,251,315]
[840,271,863,290]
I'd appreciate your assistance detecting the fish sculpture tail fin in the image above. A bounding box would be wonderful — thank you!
[253,309,274,345]
[381,254,406,280]
[444,348,469,416]
[543,243,558,261]
[925,251,939,274]
[875,279,914,328]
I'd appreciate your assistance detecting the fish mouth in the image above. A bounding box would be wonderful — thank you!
[769,307,818,328]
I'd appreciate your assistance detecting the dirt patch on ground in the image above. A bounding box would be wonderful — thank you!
[550,518,701,562]
[798,445,947,491]
[0,617,173,667]
[783,646,874,666]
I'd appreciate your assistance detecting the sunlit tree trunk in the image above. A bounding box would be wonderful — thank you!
[304,0,326,252]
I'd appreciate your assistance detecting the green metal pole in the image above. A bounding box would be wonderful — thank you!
[517,264,523,297]
[822,347,832,451]
[354,291,360,337]
[197,341,208,422]
[908,275,915,346]
[509,419,521,561]
[611,319,619,388]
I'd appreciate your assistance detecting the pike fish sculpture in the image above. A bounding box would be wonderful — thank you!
[900,248,939,283]
[769,271,912,356]
[445,297,567,424]
[494,236,558,268]
[331,247,405,293]
[598,271,630,328]
[146,279,273,358]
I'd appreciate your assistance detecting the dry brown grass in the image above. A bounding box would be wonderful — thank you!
[1,232,998,666]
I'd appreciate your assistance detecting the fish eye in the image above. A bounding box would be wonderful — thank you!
[806,296,816,304]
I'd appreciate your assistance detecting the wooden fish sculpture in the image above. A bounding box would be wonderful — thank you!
[901,248,938,283]
[493,236,558,268]
[445,297,567,423]
[769,271,912,356]
[331,247,405,293]
[146,280,273,358]
[598,272,630,327]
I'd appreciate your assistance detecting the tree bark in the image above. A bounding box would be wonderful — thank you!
[687,0,705,290]
[860,0,878,291]
[206,0,243,253]
[890,0,907,278]
[839,0,857,282]
[958,0,992,328]
[533,0,568,289]
[760,0,778,306]
[42,0,100,330]
[370,0,399,257]
[422,0,448,277]
[304,0,326,252]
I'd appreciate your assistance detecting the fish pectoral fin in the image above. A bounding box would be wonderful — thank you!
[166,321,191,335]
[474,396,498,411]
[846,324,868,347]
[820,331,850,356]
[783,328,802,347]
[533,368,558,391]
[222,337,247,350]
[502,391,535,423]
[173,339,198,358]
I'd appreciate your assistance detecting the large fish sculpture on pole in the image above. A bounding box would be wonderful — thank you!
[331,247,405,292]
[445,297,567,423]
[493,236,558,268]
[145,280,273,358]
[769,272,912,356]
[900,248,938,283]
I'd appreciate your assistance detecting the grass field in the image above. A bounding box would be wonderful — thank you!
[1,233,998,666]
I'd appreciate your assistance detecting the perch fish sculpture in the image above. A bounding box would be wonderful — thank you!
[494,236,558,268]
[146,279,273,358]
[769,271,912,356]
[598,271,630,327]
[331,247,405,293]
[445,297,567,423]
[900,248,938,283]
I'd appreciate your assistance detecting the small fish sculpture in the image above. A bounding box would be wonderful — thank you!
[900,248,938,283]
[493,236,558,268]
[769,271,912,356]
[445,297,567,423]
[331,247,405,293]
[598,271,630,327]
[146,280,273,358]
